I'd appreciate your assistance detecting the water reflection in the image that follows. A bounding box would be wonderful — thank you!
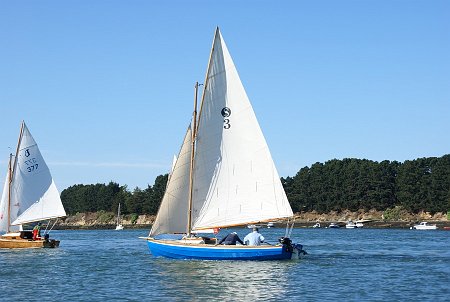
[152,258,294,301]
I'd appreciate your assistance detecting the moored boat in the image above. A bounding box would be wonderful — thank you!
[328,223,340,228]
[142,27,306,260]
[410,222,438,230]
[115,203,124,230]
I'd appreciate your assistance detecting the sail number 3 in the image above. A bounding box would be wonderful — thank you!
[221,107,231,129]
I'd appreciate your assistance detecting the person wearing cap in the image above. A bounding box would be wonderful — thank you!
[218,232,244,245]
[244,227,265,246]
[32,222,42,240]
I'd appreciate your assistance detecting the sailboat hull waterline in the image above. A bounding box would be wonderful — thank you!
[147,238,303,260]
[144,27,306,260]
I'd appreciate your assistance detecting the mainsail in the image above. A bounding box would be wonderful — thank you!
[0,122,66,232]
[190,28,293,230]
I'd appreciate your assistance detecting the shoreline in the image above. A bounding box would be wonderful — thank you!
[54,221,450,230]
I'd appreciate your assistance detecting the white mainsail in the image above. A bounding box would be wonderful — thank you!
[150,28,293,236]
[150,127,192,236]
[190,28,293,230]
[2,122,66,228]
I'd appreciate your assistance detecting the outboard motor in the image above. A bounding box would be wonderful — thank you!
[279,237,307,259]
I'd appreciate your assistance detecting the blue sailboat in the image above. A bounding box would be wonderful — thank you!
[144,27,305,260]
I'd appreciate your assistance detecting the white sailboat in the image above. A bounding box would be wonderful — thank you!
[144,27,305,260]
[0,121,66,248]
[115,203,124,230]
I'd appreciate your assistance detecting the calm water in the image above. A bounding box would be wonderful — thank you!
[1,227,449,301]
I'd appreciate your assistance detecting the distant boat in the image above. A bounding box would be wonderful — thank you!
[410,222,437,230]
[143,27,306,260]
[345,220,364,229]
[115,203,124,230]
[312,223,321,228]
[0,121,66,248]
[328,223,340,229]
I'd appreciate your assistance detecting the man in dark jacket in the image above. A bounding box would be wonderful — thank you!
[218,232,244,245]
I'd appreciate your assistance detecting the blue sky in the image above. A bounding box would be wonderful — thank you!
[0,1,449,191]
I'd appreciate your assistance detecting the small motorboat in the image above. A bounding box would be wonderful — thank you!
[328,223,340,229]
[345,221,357,229]
[312,223,321,228]
[410,222,438,230]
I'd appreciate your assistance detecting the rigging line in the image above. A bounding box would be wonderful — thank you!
[48,218,58,234]
[43,220,50,235]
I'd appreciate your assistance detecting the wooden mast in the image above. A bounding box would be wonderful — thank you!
[6,154,12,233]
[187,82,199,236]
[7,121,24,233]
[186,28,219,236]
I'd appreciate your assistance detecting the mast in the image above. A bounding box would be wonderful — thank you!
[187,82,199,236]
[7,121,24,233]
[186,28,218,235]
[117,204,120,225]
[6,154,12,233]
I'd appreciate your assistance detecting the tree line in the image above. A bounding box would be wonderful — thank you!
[61,155,449,216]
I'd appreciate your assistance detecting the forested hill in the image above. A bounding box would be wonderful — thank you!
[61,155,450,216]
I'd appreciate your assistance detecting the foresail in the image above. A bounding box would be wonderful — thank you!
[10,123,66,225]
[150,127,192,236]
[191,28,293,230]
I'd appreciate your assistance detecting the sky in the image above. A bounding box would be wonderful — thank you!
[0,1,449,191]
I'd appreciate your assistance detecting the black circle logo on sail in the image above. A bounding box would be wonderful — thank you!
[221,107,231,118]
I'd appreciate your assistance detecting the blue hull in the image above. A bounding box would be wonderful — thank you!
[147,239,293,260]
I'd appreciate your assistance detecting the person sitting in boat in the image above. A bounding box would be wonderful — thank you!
[218,232,244,245]
[244,227,265,246]
[32,223,42,241]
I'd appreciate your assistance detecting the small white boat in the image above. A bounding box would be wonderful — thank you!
[345,221,357,229]
[345,220,364,228]
[328,223,340,229]
[267,222,275,228]
[411,222,437,230]
[115,203,124,230]
[312,223,321,228]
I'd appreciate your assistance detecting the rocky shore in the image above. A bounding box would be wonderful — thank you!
[54,210,450,230]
